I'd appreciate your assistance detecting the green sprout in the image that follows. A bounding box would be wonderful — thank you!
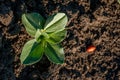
[20,12,68,65]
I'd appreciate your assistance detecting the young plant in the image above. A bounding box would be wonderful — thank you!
[20,12,68,65]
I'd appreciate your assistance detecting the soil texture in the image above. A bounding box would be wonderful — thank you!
[0,0,120,80]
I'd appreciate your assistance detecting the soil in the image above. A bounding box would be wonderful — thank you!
[0,0,120,80]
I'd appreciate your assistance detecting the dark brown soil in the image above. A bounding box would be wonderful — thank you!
[0,0,120,80]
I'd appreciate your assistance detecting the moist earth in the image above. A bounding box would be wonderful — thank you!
[0,0,120,80]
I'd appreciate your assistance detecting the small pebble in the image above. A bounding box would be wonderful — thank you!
[87,45,96,53]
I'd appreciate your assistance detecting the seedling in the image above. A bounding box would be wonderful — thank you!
[20,12,68,65]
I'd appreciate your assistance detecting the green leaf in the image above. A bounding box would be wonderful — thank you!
[45,43,65,64]
[35,29,42,42]
[40,30,50,39]
[47,29,67,44]
[20,39,44,65]
[118,0,120,4]
[22,12,45,37]
[44,13,68,33]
